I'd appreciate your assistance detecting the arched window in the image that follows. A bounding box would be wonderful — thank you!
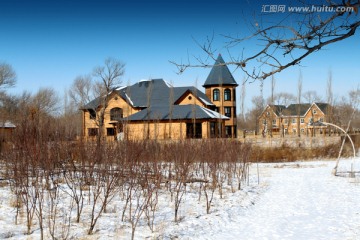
[110,107,123,121]
[224,88,231,101]
[213,89,220,101]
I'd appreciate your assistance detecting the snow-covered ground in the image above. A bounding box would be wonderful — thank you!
[0,158,359,239]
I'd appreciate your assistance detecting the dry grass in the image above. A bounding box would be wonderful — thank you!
[249,143,350,163]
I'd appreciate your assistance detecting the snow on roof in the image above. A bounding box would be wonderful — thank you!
[199,97,214,106]
[201,106,229,119]
[0,121,16,128]
[115,86,126,91]
[139,79,151,82]
[124,93,134,106]
[164,80,173,88]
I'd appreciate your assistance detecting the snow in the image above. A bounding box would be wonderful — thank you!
[199,97,214,106]
[164,80,173,88]
[1,158,359,239]
[201,106,229,119]
[115,86,126,91]
[0,121,16,128]
[124,92,134,106]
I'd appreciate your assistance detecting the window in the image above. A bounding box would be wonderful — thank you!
[225,126,232,138]
[110,107,123,121]
[224,88,231,101]
[313,109,317,114]
[309,117,313,123]
[214,107,219,112]
[107,128,115,136]
[263,119,267,124]
[89,109,96,119]
[213,89,220,101]
[224,107,231,117]
[284,119,288,124]
[272,119,276,125]
[292,119,296,124]
[186,123,202,138]
[88,128,98,136]
[301,128,305,133]
[300,118,305,123]
[210,122,222,138]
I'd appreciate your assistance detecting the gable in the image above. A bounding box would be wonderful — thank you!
[259,105,285,119]
[173,87,213,106]
[174,91,206,107]
[303,103,326,118]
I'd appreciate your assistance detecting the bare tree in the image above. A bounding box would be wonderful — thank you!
[31,88,60,116]
[269,92,296,106]
[250,95,265,134]
[92,57,125,144]
[240,77,246,120]
[171,1,360,81]
[0,62,16,89]
[269,75,276,136]
[303,90,322,104]
[69,75,93,107]
[297,70,303,137]
[326,70,334,125]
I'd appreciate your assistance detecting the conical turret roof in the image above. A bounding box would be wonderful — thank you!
[203,54,238,87]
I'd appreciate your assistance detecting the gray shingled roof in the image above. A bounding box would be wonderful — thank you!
[117,79,171,108]
[283,104,311,116]
[269,105,286,116]
[281,103,330,116]
[315,102,330,114]
[83,79,214,109]
[203,54,238,87]
[125,105,228,121]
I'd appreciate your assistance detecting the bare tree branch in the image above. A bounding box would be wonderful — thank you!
[171,1,360,82]
[0,62,16,88]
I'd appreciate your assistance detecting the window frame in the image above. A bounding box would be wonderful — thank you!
[213,89,220,101]
[224,88,231,101]
[88,109,96,120]
[225,126,232,138]
[107,128,115,136]
[110,107,123,121]
[88,128,98,137]
[224,107,232,118]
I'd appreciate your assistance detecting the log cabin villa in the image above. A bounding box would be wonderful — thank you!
[81,55,238,141]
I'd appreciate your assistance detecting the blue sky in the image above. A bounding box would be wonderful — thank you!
[1,0,359,111]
